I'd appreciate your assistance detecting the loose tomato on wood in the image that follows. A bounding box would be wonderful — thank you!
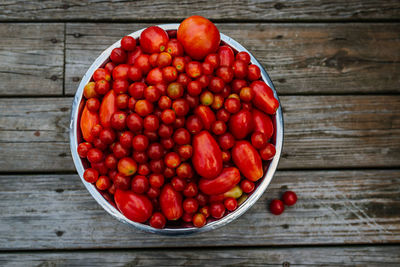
[177,15,220,60]
[192,131,223,179]
[115,189,153,223]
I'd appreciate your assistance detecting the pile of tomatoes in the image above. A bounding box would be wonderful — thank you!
[77,16,279,229]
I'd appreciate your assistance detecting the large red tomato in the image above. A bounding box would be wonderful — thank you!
[177,16,220,60]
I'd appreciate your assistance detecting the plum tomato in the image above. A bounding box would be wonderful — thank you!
[121,35,137,51]
[259,143,276,161]
[150,212,166,229]
[224,197,238,211]
[210,202,225,219]
[110,47,127,63]
[77,142,92,158]
[233,60,248,79]
[178,16,220,60]
[282,191,297,206]
[218,45,234,67]
[140,26,169,53]
[83,168,99,183]
[270,199,284,215]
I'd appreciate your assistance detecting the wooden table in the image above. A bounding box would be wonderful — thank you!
[1,1,399,266]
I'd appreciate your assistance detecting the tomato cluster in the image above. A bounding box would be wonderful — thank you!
[78,16,279,229]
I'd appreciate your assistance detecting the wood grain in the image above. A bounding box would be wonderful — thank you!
[0,170,399,249]
[64,23,400,96]
[0,23,64,96]
[1,1,399,21]
[1,246,400,266]
[0,95,399,172]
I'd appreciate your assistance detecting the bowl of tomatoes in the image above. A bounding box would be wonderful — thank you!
[70,16,283,234]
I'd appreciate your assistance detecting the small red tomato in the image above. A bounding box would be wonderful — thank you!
[149,53,159,67]
[150,212,166,229]
[158,124,173,138]
[144,114,160,132]
[187,80,203,96]
[171,176,186,192]
[259,143,276,161]
[248,64,261,81]
[117,157,137,176]
[83,168,99,183]
[211,120,227,135]
[128,82,146,99]
[236,51,251,64]
[115,189,153,223]
[177,16,220,60]
[147,186,161,199]
[113,173,131,190]
[96,175,111,190]
[210,202,225,219]
[134,54,151,74]
[251,131,267,149]
[172,99,189,117]
[186,61,202,78]
[166,38,184,57]
[211,94,224,110]
[174,116,186,129]
[183,198,199,214]
[157,52,172,68]
[209,76,225,93]
[138,163,150,176]
[133,151,148,164]
[197,74,211,88]
[121,35,136,51]
[240,179,255,193]
[112,64,130,80]
[158,95,172,110]
[164,167,175,179]
[127,65,142,81]
[232,79,248,93]
[135,99,154,117]
[218,133,235,150]
[199,206,211,218]
[224,98,241,114]
[147,143,164,160]
[232,60,248,79]
[132,134,149,152]
[221,151,230,162]
[192,213,206,227]
[126,113,144,132]
[146,67,163,85]
[176,163,194,179]
[127,46,143,65]
[200,91,214,106]
[90,124,102,138]
[78,142,92,158]
[113,79,129,94]
[178,144,193,160]
[186,115,203,134]
[104,62,116,74]
[282,191,297,206]
[113,142,130,159]
[172,56,186,72]
[167,82,184,99]
[185,94,199,109]
[119,131,134,148]
[199,167,240,195]
[93,68,111,82]
[202,61,214,75]
[105,154,118,170]
[176,73,191,86]
[94,80,110,95]
[216,108,230,122]
[173,128,191,145]
[149,174,165,188]
[216,66,234,83]
[162,66,178,82]
[205,53,219,68]
[116,94,129,110]
[270,199,285,215]
[110,111,127,131]
[164,152,181,168]
[84,82,98,99]
[140,26,169,53]
[183,182,198,198]
[224,197,238,211]
[110,47,127,63]
[161,109,176,125]
[240,87,254,102]
[87,148,103,163]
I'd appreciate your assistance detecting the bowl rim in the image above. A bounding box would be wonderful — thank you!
[69,23,284,235]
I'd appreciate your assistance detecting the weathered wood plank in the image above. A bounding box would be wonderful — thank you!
[0,170,399,249]
[0,23,64,96]
[1,246,400,266]
[1,1,399,21]
[65,23,400,96]
[0,95,399,171]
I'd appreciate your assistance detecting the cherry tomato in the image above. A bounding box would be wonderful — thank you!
[117,157,137,176]
[236,51,251,64]
[251,131,267,149]
[149,174,165,188]
[224,197,238,211]
[282,191,297,206]
[110,47,127,63]
[210,202,225,219]
[167,82,184,99]
[84,82,98,99]
[78,142,92,158]
[171,176,186,192]
[121,35,136,51]
[166,39,184,57]
[119,131,134,148]
[96,175,111,190]
[248,64,261,81]
[270,199,284,215]
[150,212,166,229]
[240,179,255,193]
[94,80,110,95]
[116,94,129,109]
[127,65,142,81]
[185,61,202,78]
[259,143,276,161]
[126,113,143,132]
[83,168,99,183]
[87,148,103,163]
[162,66,178,82]
[183,198,199,214]
[183,182,198,198]
[140,26,169,53]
